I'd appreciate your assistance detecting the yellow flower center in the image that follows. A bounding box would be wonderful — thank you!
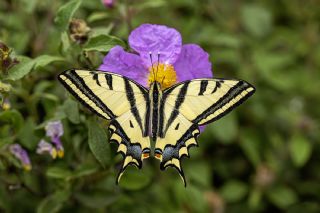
[148,63,177,89]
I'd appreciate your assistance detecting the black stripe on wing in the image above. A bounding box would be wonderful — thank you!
[58,69,116,119]
[124,78,144,134]
[193,80,255,125]
[163,81,190,134]
[198,80,208,95]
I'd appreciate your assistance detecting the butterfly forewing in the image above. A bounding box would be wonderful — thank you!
[58,69,151,183]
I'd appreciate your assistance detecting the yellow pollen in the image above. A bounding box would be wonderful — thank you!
[57,150,64,158]
[148,63,177,89]
[51,148,58,159]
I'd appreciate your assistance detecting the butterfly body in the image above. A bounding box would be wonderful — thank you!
[149,81,162,141]
[58,69,255,185]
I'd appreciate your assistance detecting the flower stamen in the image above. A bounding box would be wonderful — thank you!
[148,62,177,89]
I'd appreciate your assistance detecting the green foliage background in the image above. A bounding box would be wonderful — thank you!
[1,0,320,212]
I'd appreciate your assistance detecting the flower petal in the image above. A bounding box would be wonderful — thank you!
[9,144,32,170]
[129,24,182,67]
[98,46,149,86]
[37,140,57,159]
[45,121,64,138]
[174,44,212,82]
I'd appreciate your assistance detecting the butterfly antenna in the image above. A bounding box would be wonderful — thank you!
[149,52,156,81]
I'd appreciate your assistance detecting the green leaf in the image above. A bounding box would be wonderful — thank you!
[119,166,152,190]
[241,5,272,38]
[46,165,98,180]
[87,12,110,23]
[208,114,238,144]
[83,35,125,52]
[17,118,39,150]
[90,26,114,37]
[220,180,248,203]
[21,0,37,13]
[267,186,297,209]
[46,167,72,179]
[55,0,82,31]
[87,119,110,168]
[75,193,119,209]
[239,129,261,166]
[0,109,24,131]
[136,0,166,11]
[185,161,211,187]
[212,33,241,48]
[37,190,70,213]
[7,56,35,80]
[248,188,263,209]
[33,55,65,70]
[60,31,71,53]
[290,133,312,167]
[63,98,80,124]
[69,164,98,179]
[253,50,295,90]
[173,181,208,212]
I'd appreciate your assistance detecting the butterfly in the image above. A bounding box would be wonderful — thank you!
[58,69,255,186]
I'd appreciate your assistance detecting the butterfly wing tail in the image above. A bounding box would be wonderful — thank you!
[109,121,150,184]
[155,126,200,187]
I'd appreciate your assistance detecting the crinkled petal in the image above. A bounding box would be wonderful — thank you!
[37,140,53,154]
[174,44,212,82]
[98,45,149,86]
[52,136,63,150]
[129,24,182,67]
[45,121,64,138]
[37,140,58,159]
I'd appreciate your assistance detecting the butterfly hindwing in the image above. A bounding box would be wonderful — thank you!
[155,79,255,185]
[58,69,150,183]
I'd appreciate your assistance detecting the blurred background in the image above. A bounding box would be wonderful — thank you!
[1,0,320,212]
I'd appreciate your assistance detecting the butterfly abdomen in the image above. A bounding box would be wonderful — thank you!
[149,82,162,141]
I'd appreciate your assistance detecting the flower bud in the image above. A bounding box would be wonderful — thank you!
[0,42,18,73]
[102,0,115,8]
[68,19,90,44]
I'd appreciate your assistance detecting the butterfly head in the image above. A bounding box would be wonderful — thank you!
[148,52,177,90]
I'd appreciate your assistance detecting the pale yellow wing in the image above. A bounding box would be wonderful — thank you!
[155,79,255,185]
[58,69,150,183]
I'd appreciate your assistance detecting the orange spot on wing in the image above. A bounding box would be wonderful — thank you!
[142,153,150,159]
[155,153,162,159]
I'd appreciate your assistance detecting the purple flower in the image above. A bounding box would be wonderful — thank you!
[102,0,115,8]
[36,140,58,159]
[45,121,64,158]
[99,24,212,131]
[98,24,212,89]
[9,144,32,171]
